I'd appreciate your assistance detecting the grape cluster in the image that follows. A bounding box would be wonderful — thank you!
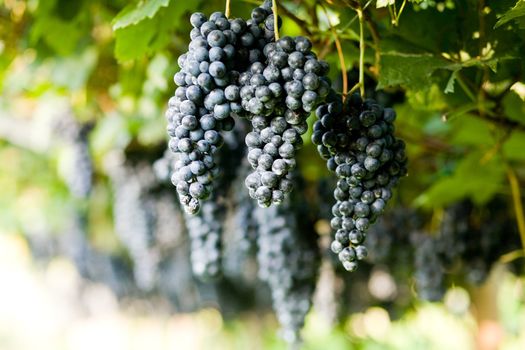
[66,131,93,199]
[153,191,186,250]
[182,124,245,281]
[232,160,258,252]
[167,2,276,215]
[412,232,446,301]
[432,200,521,287]
[242,36,330,207]
[106,155,162,292]
[54,115,94,199]
[312,92,408,271]
[222,158,258,280]
[255,193,319,345]
[60,209,135,298]
[184,198,224,280]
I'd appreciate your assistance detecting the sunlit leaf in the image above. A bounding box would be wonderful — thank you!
[495,0,525,28]
[415,152,505,208]
[112,0,171,30]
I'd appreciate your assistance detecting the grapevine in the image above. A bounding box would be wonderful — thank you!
[9,0,525,347]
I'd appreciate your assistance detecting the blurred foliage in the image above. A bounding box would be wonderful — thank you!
[1,0,525,348]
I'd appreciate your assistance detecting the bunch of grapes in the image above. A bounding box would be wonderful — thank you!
[433,200,521,287]
[411,232,447,301]
[182,124,245,281]
[183,198,224,280]
[255,189,319,345]
[65,131,93,199]
[153,191,186,251]
[49,208,136,299]
[106,154,162,292]
[53,115,94,200]
[160,2,411,340]
[242,36,331,207]
[222,158,258,280]
[167,1,276,215]
[365,199,522,302]
[312,92,408,271]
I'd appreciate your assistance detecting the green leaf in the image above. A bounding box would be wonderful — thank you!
[444,69,459,94]
[378,51,460,90]
[113,0,187,62]
[415,152,505,208]
[30,4,87,55]
[449,114,493,147]
[114,19,157,62]
[112,0,171,30]
[495,0,525,28]
[503,131,525,160]
[503,90,525,124]
[406,84,448,111]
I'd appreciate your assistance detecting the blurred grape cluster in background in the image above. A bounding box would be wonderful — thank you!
[1,0,525,349]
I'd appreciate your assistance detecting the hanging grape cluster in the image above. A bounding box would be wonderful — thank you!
[311,92,408,271]
[53,114,94,200]
[167,1,277,215]
[242,36,331,207]
[162,1,408,345]
[255,191,319,344]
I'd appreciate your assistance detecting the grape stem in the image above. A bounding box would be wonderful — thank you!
[320,4,347,100]
[348,82,361,95]
[357,6,365,97]
[225,0,231,18]
[334,34,348,99]
[364,11,381,76]
[339,0,374,32]
[506,166,525,254]
[272,0,279,40]
[456,73,477,102]
[388,0,407,26]
[499,249,525,264]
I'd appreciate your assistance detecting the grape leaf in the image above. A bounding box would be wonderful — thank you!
[449,114,493,147]
[503,131,525,160]
[113,0,187,62]
[114,19,157,61]
[378,52,460,90]
[112,0,171,30]
[503,90,525,124]
[414,152,505,208]
[494,0,525,28]
[30,0,87,55]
